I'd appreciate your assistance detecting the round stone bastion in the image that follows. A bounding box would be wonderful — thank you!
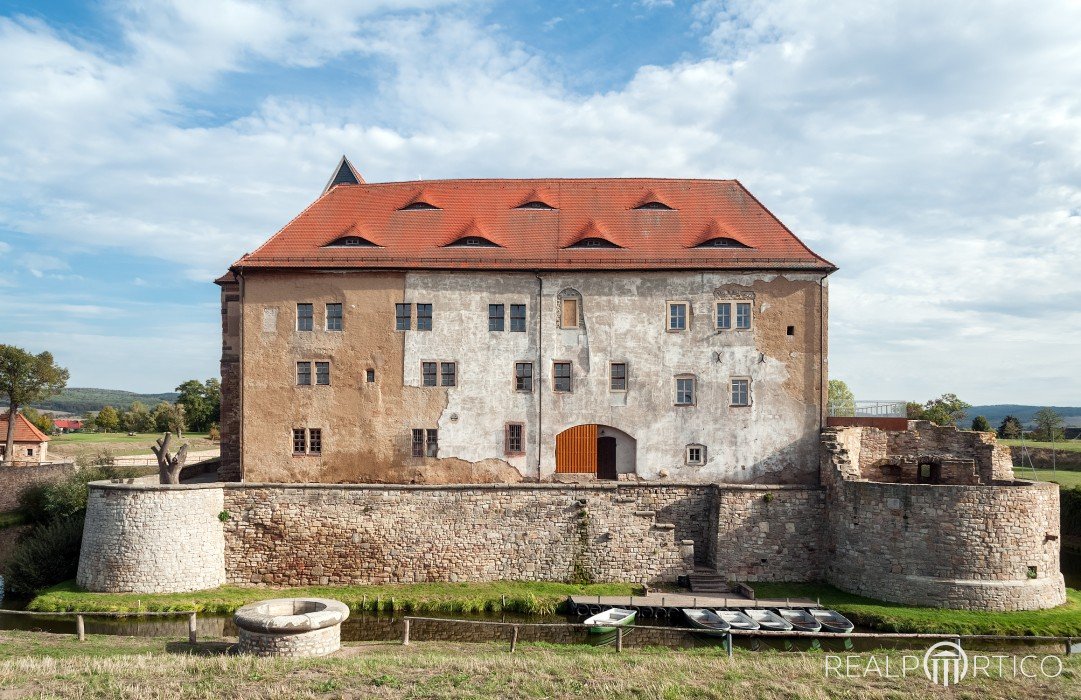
[234,598,349,657]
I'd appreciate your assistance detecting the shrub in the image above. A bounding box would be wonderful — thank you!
[3,517,85,597]
[19,459,141,526]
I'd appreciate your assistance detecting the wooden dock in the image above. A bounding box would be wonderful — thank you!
[568,592,818,618]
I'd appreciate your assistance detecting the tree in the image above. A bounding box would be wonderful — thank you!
[998,415,1023,439]
[970,415,991,433]
[1033,407,1065,442]
[151,401,173,433]
[915,393,971,426]
[828,379,856,416]
[82,410,97,433]
[906,402,924,420]
[121,401,153,433]
[21,407,54,434]
[152,402,186,437]
[151,432,189,484]
[0,345,69,465]
[95,405,120,433]
[174,378,221,433]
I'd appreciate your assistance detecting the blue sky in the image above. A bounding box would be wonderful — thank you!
[1,0,1079,404]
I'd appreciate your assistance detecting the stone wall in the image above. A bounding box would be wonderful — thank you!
[0,462,76,512]
[222,484,693,586]
[77,483,226,593]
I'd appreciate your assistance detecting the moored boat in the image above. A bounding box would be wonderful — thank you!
[681,608,731,635]
[775,608,822,632]
[809,609,854,634]
[742,608,793,631]
[584,607,637,634]
[714,609,759,631]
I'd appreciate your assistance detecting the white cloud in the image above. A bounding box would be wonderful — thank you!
[1,1,1079,402]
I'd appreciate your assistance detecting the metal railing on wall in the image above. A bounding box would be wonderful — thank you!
[828,400,907,418]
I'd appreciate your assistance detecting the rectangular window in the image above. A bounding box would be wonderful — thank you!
[731,378,750,406]
[440,362,457,387]
[296,361,312,386]
[308,428,322,454]
[510,304,526,332]
[716,302,732,330]
[676,376,695,406]
[668,302,688,331]
[686,445,705,465]
[416,303,433,331]
[411,428,425,457]
[395,303,411,331]
[315,361,330,386]
[366,369,375,383]
[326,303,343,331]
[561,298,579,329]
[292,428,306,454]
[489,304,505,331]
[422,361,437,387]
[425,428,438,457]
[297,303,314,331]
[553,361,572,392]
[514,362,533,392]
[505,423,524,454]
[610,362,627,391]
[736,302,752,329]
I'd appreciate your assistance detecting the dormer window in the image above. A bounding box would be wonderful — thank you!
[697,237,752,249]
[446,236,500,248]
[325,235,379,247]
[568,238,621,249]
[516,201,555,210]
[634,201,674,210]
[399,201,440,211]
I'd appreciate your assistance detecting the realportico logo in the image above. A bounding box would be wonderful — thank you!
[825,641,1063,686]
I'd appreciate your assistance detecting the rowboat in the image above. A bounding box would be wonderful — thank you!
[809,609,855,634]
[742,608,792,631]
[714,609,760,630]
[681,608,731,635]
[584,607,637,634]
[775,608,822,632]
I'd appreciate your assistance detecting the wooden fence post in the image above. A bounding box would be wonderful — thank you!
[76,615,85,642]
[726,632,733,658]
[188,613,198,644]
[616,627,623,652]
[1066,638,1073,656]
[403,618,411,645]
[510,625,519,653]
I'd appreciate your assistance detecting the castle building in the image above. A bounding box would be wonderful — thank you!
[217,158,835,484]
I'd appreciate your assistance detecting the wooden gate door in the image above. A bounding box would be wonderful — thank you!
[556,425,598,474]
[596,436,617,480]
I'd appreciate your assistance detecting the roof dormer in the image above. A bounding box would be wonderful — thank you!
[323,224,381,248]
[632,190,675,210]
[691,220,753,249]
[444,220,502,248]
[564,220,623,249]
[399,189,441,210]
[514,188,557,210]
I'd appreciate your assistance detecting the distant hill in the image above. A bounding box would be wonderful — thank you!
[31,388,178,415]
[966,405,1081,429]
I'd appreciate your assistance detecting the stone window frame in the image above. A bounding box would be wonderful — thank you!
[325,303,343,331]
[365,368,376,383]
[730,376,751,407]
[514,361,534,393]
[416,303,433,331]
[675,374,696,406]
[292,428,307,454]
[296,303,314,332]
[292,427,322,456]
[556,288,583,330]
[715,301,732,330]
[735,302,753,330]
[395,303,411,331]
[421,361,438,387]
[308,428,322,454]
[440,361,457,387]
[685,443,706,466]
[505,422,525,455]
[667,300,689,332]
[552,360,573,393]
[315,361,331,386]
[609,361,628,392]
[296,361,312,386]
[489,303,505,332]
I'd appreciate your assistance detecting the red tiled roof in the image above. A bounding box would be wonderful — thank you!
[0,412,49,443]
[53,419,83,430]
[233,177,835,272]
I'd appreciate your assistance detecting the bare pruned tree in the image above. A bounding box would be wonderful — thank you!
[151,432,189,484]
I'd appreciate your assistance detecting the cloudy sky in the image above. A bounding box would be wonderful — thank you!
[0,0,1078,405]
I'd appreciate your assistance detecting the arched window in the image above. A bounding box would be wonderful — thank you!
[696,237,751,249]
[399,201,440,210]
[445,236,500,247]
[634,201,674,210]
[567,237,620,249]
[325,235,379,247]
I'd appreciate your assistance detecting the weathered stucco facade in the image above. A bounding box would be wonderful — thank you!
[225,269,828,484]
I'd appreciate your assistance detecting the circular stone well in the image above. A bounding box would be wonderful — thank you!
[234,598,350,657]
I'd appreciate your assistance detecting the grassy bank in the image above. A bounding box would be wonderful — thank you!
[29,581,638,616]
[1022,469,1081,488]
[1002,439,1081,453]
[0,631,1075,700]
[49,432,215,459]
[752,583,1081,636]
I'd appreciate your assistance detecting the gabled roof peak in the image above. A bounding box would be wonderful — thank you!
[323,155,364,193]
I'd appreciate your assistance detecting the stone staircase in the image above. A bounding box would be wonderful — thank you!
[688,567,732,594]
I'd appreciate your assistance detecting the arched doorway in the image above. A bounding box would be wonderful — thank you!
[555,425,636,480]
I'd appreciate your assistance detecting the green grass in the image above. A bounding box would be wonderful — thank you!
[1002,439,1081,453]
[0,510,28,529]
[29,580,639,616]
[0,632,1076,699]
[1020,469,1081,488]
[49,432,215,458]
[752,583,1081,636]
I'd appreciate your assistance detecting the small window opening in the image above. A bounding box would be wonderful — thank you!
[634,201,674,210]
[686,444,706,466]
[366,369,375,383]
[568,237,620,249]
[696,237,751,248]
[787,325,795,336]
[400,201,440,210]
[517,201,555,210]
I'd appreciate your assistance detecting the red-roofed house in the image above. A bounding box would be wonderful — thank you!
[53,418,84,433]
[216,158,836,484]
[0,412,50,464]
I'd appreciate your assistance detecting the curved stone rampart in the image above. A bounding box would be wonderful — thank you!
[826,479,1065,611]
[77,482,225,593]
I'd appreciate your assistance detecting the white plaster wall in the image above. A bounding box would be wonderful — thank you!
[403,271,823,483]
